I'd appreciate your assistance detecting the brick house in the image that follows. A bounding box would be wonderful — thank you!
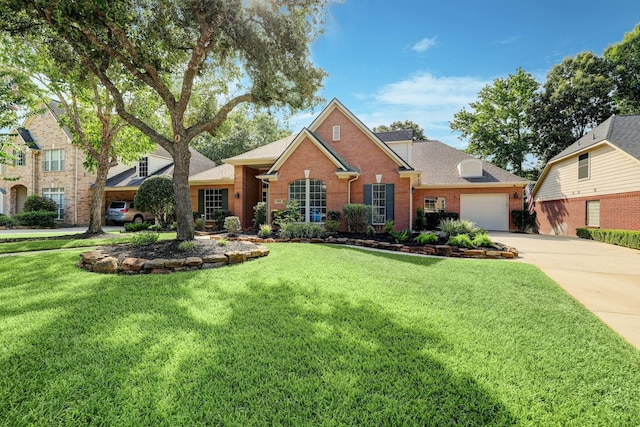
[189,99,528,231]
[532,114,640,236]
[0,101,215,225]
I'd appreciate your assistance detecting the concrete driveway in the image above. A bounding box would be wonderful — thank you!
[489,232,640,349]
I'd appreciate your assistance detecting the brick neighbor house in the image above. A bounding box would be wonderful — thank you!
[0,100,215,225]
[189,99,528,231]
[532,114,640,236]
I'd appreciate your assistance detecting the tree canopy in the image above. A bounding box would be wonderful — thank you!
[373,120,426,140]
[605,24,640,114]
[0,0,332,240]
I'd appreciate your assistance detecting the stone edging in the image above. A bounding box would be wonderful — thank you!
[212,235,519,259]
[78,240,270,274]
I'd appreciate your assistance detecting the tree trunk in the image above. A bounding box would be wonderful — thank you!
[173,140,195,241]
[86,160,110,234]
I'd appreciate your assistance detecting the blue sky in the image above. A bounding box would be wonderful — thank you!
[290,0,640,148]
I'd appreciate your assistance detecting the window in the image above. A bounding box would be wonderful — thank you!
[138,157,149,177]
[43,149,65,171]
[288,178,326,222]
[424,197,446,213]
[204,189,223,221]
[364,183,394,225]
[586,200,600,227]
[262,181,269,203]
[43,188,64,220]
[332,125,340,141]
[578,153,589,180]
[12,149,25,166]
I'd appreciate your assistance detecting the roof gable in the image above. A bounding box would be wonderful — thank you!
[309,98,413,170]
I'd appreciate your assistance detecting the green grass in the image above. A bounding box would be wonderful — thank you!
[0,243,638,425]
[0,232,176,254]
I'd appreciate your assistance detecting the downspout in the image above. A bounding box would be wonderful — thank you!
[409,181,413,231]
[347,174,359,204]
[261,179,270,224]
[74,145,78,225]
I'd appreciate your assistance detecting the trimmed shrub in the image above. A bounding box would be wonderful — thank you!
[365,224,375,237]
[224,216,241,236]
[327,211,341,222]
[211,210,232,230]
[23,194,58,212]
[438,218,483,238]
[0,214,16,227]
[425,212,459,230]
[194,217,206,231]
[272,200,302,227]
[258,224,272,238]
[389,228,410,243]
[342,204,371,233]
[414,206,426,231]
[472,233,494,247]
[279,222,326,239]
[414,232,438,245]
[577,228,640,250]
[383,220,395,233]
[124,222,150,232]
[447,233,474,248]
[511,210,537,232]
[14,211,57,228]
[253,202,267,229]
[130,231,159,246]
[325,219,340,233]
[134,175,175,228]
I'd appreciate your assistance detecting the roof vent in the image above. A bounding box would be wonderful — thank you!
[457,159,483,178]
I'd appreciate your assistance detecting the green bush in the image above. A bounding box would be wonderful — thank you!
[217,237,228,246]
[342,204,371,233]
[389,228,410,243]
[134,175,175,228]
[0,214,16,227]
[253,202,267,229]
[325,219,340,233]
[14,211,57,228]
[472,233,494,247]
[272,201,302,227]
[194,217,206,231]
[414,232,438,245]
[447,233,474,248]
[130,231,159,246]
[511,210,537,232]
[438,218,483,238]
[327,211,341,222]
[383,220,395,233]
[23,194,58,212]
[365,224,375,237]
[425,212,459,230]
[178,241,196,251]
[577,228,640,250]
[279,222,326,239]
[124,222,150,233]
[148,224,163,231]
[258,223,272,238]
[414,206,426,231]
[211,210,232,230]
[224,216,241,236]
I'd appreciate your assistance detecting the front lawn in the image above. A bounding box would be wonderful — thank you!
[0,243,638,425]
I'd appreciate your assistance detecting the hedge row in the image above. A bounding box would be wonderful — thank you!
[576,228,640,250]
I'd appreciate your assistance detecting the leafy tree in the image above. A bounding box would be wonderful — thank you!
[134,176,175,229]
[0,0,331,240]
[191,105,291,164]
[528,52,616,165]
[605,24,640,114]
[23,194,57,212]
[373,120,426,140]
[0,35,156,234]
[450,68,538,176]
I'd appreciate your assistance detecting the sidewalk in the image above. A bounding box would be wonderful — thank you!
[489,232,640,349]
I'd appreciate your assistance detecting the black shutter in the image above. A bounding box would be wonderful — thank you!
[385,184,394,221]
[198,189,204,215]
[363,184,372,206]
[221,189,228,211]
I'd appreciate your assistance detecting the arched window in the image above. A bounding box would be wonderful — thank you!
[289,178,326,222]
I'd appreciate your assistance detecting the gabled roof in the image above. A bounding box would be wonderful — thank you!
[265,128,358,177]
[308,98,413,170]
[16,128,40,150]
[533,114,640,196]
[411,140,528,187]
[46,100,74,140]
[550,114,640,162]
[224,134,297,166]
[189,163,235,183]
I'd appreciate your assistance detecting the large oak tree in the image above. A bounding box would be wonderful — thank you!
[0,0,330,240]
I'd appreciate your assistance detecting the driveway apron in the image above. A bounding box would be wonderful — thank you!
[489,232,640,349]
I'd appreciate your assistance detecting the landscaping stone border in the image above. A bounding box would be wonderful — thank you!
[78,240,270,274]
[213,235,519,259]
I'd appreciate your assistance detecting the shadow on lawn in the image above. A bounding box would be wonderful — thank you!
[0,260,514,425]
[324,243,450,267]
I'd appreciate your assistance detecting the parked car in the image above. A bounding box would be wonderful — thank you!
[105,200,155,225]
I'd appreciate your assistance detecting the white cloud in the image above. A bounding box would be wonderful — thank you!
[412,37,437,53]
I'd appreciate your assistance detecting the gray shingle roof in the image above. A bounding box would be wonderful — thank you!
[551,114,640,162]
[375,129,413,142]
[16,127,40,150]
[310,130,359,172]
[411,140,528,185]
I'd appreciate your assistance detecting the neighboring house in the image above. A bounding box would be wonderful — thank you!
[189,99,528,231]
[532,114,640,236]
[0,100,215,225]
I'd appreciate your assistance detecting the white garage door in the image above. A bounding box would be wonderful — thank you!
[460,193,509,231]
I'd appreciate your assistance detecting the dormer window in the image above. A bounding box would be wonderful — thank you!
[332,125,340,141]
[457,159,483,178]
[138,157,148,177]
